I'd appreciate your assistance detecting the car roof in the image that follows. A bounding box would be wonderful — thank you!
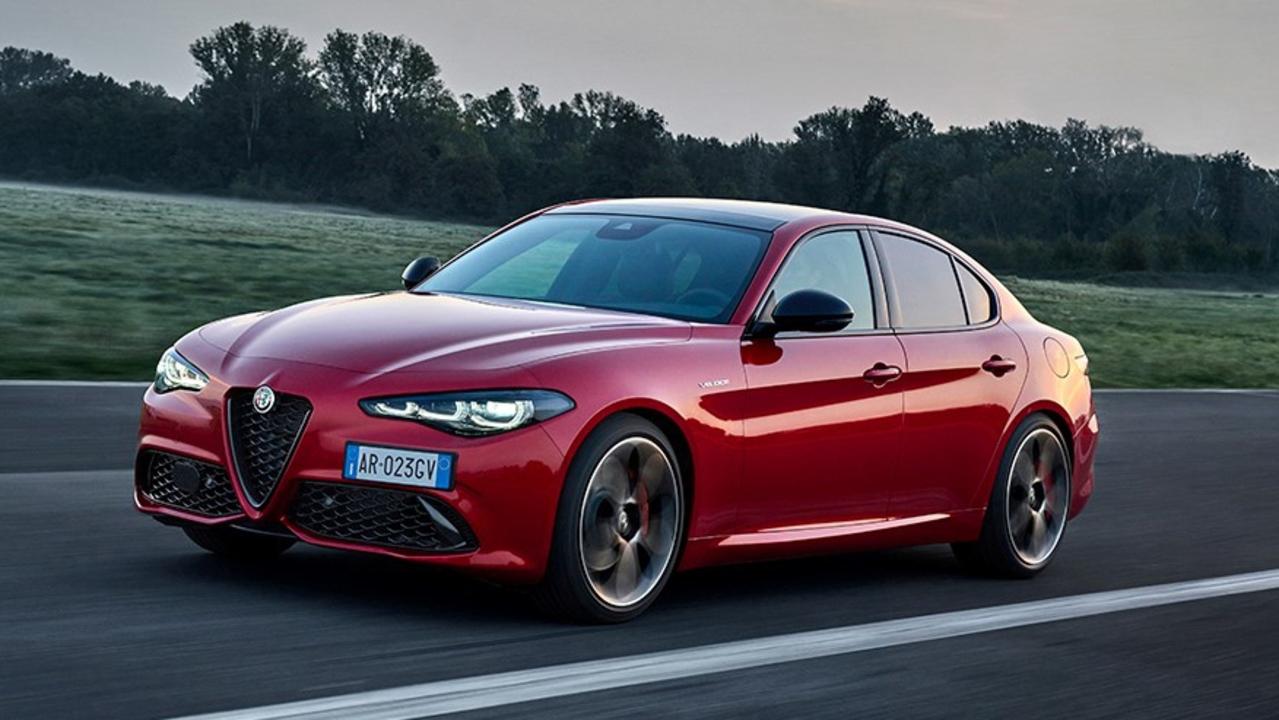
[545,197,898,233]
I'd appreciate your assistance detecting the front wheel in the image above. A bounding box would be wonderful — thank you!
[535,415,685,623]
[953,414,1071,578]
[183,524,295,561]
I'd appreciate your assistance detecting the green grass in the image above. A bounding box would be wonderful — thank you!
[0,182,487,379]
[2,181,1277,387]
[1003,278,1279,388]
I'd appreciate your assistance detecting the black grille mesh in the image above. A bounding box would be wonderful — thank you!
[140,452,241,518]
[289,481,476,553]
[227,389,311,507]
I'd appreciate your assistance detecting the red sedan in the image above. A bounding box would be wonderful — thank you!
[136,198,1098,622]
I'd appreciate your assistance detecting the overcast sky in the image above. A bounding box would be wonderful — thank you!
[3,0,1276,166]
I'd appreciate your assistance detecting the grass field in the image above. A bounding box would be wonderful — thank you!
[2,181,1277,387]
[1002,278,1279,388]
[0,182,486,379]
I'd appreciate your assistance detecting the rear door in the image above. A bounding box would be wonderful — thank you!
[872,230,1028,518]
[738,229,906,532]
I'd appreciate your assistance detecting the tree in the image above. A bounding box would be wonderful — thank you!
[189,22,316,165]
[319,30,453,140]
[571,90,682,197]
[0,47,72,94]
[777,96,928,212]
[463,87,518,130]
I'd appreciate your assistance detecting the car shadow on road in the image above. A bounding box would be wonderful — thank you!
[150,541,973,630]
[673,545,966,599]
[155,546,545,622]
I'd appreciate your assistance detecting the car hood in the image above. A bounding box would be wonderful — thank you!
[196,292,692,375]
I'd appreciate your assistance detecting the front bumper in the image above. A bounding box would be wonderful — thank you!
[135,359,569,584]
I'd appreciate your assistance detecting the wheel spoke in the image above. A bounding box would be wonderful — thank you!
[636,451,669,501]
[1041,472,1055,495]
[594,455,630,505]
[583,530,621,572]
[641,504,675,557]
[1009,501,1032,536]
[625,446,643,495]
[582,479,623,573]
[1013,451,1036,488]
[1036,437,1059,481]
[1029,513,1047,554]
[607,542,641,600]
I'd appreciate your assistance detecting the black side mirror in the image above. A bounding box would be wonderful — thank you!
[754,289,853,337]
[402,256,441,290]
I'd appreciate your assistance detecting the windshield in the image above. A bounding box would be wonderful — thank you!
[418,213,771,323]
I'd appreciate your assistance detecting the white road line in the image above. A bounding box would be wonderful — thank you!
[0,379,149,388]
[1093,388,1276,394]
[170,568,1279,720]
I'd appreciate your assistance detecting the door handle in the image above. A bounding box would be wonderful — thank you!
[862,362,903,386]
[981,355,1018,377]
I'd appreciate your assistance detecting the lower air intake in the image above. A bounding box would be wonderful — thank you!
[289,481,476,553]
[139,451,241,518]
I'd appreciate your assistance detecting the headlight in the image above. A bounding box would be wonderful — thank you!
[360,390,574,436]
[154,347,209,393]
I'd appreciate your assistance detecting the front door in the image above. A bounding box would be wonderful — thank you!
[738,230,906,533]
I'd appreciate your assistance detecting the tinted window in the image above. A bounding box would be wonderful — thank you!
[957,264,995,323]
[876,232,966,329]
[419,214,769,323]
[766,230,874,331]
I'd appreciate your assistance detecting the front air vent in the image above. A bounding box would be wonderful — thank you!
[139,451,241,518]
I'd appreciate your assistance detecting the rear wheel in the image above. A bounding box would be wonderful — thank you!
[182,524,295,561]
[953,414,1070,577]
[535,415,685,623]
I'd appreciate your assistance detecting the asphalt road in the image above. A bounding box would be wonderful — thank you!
[3,385,1279,719]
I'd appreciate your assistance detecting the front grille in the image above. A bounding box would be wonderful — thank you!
[289,481,476,553]
[226,389,312,507]
[139,451,241,518]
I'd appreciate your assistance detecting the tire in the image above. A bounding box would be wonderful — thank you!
[183,524,295,561]
[535,414,686,623]
[953,414,1071,578]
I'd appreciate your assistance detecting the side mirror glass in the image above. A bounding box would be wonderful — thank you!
[759,289,854,336]
[402,256,441,290]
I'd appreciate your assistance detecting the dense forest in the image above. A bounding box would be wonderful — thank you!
[2,22,1277,276]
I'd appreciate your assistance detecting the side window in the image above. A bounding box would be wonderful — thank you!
[767,230,874,331]
[956,264,995,324]
[875,232,966,329]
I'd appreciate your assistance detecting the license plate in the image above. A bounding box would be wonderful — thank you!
[342,442,454,490]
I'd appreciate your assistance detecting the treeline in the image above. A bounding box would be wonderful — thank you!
[1,23,1277,275]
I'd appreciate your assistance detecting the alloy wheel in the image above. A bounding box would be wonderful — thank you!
[578,437,681,608]
[1006,427,1070,566]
